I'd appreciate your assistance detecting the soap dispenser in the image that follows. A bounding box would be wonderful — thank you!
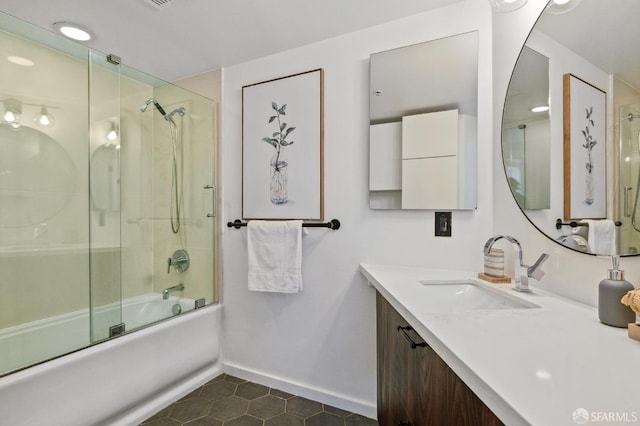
[598,256,635,328]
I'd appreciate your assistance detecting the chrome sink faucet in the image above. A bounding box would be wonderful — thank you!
[483,235,549,292]
[162,283,184,300]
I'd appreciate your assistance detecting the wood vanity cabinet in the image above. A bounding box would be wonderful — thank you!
[376,292,503,426]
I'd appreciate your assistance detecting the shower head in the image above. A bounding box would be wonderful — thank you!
[165,107,186,122]
[140,98,167,116]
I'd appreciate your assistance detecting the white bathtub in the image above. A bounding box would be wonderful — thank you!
[0,299,222,426]
[0,294,199,374]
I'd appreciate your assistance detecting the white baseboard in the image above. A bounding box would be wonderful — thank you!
[223,362,377,420]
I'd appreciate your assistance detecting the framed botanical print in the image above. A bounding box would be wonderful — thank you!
[563,73,606,220]
[242,69,324,220]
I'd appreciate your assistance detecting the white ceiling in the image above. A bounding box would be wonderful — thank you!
[536,0,640,91]
[504,0,640,125]
[0,0,463,82]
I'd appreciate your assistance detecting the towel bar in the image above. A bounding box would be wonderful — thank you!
[555,218,621,230]
[227,219,340,230]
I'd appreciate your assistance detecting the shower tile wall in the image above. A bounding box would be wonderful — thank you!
[150,83,215,304]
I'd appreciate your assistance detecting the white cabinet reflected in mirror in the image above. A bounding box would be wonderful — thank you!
[368,31,478,210]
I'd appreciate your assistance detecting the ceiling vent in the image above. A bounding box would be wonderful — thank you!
[141,0,176,10]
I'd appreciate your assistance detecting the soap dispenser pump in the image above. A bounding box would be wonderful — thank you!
[598,256,635,328]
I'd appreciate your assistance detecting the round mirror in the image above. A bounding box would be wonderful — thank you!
[90,143,120,213]
[502,0,640,256]
[0,124,77,228]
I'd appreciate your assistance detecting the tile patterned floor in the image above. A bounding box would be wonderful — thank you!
[140,374,379,426]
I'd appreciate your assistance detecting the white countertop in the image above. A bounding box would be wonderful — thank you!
[360,263,640,426]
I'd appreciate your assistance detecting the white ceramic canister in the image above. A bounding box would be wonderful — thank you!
[484,248,505,277]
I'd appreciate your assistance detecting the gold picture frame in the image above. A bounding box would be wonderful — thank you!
[563,73,606,220]
[242,69,324,220]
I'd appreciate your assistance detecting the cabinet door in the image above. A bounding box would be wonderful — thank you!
[408,341,503,425]
[370,122,402,191]
[402,110,459,159]
[376,292,412,426]
[401,156,458,209]
[377,292,504,426]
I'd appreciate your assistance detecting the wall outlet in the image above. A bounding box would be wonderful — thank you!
[435,211,452,237]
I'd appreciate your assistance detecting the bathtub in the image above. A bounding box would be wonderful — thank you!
[0,297,222,426]
[0,294,199,374]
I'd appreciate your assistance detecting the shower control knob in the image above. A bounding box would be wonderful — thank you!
[167,249,190,274]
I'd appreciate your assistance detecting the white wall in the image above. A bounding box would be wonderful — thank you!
[222,0,492,416]
[492,0,640,307]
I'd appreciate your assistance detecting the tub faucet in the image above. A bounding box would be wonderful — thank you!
[483,235,549,292]
[162,283,184,300]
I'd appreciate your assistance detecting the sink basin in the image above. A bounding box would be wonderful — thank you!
[417,280,539,312]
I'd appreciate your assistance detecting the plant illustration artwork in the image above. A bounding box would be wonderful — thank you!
[581,106,596,205]
[242,69,323,220]
[262,102,295,204]
[562,73,605,220]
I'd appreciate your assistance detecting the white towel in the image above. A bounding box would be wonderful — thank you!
[248,220,303,293]
[585,219,616,256]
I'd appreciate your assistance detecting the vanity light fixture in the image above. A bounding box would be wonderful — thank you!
[2,98,22,128]
[34,106,55,127]
[531,105,549,113]
[487,0,528,13]
[52,22,93,41]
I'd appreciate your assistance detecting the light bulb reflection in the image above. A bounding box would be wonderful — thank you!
[34,106,55,127]
[4,110,15,122]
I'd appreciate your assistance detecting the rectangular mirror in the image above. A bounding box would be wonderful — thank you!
[368,31,478,210]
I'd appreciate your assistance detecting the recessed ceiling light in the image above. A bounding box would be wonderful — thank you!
[531,105,549,113]
[53,22,93,41]
[7,56,34,66]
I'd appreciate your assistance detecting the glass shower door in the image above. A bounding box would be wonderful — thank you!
[146,82,217,318]
[619,103,640,254]
[89,50,123,342]
[88,53,218,338]
[0,17,91,374]
[0,10,217,377]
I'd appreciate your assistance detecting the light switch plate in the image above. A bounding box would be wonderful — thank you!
[435,211,452,237]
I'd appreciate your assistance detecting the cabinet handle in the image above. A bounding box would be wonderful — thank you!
[397,325,427,349]
[398,421,411,426]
